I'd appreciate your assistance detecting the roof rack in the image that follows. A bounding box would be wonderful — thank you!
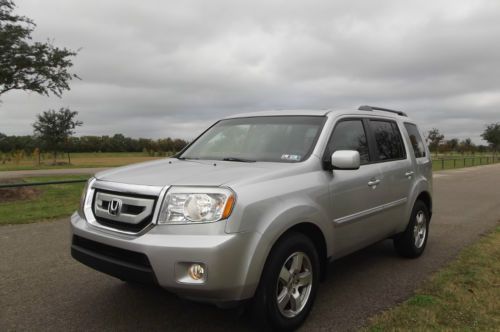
[358,105,407,117]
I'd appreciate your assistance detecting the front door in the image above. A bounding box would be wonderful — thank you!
[325,118,386,257]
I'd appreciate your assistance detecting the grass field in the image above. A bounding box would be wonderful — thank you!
[432,155,500,171]
[366,225,500,331]
[0,152,161,171]
[0,175,87,225]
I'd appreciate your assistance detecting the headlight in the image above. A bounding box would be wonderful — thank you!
[158,187,235,224]
[79,177,93,215]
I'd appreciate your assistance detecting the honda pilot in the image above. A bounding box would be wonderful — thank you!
[71,105,432,330]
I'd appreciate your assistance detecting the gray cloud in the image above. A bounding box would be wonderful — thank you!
[1,0,499,143]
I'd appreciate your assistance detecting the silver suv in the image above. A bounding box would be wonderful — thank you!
[71,106,432,330]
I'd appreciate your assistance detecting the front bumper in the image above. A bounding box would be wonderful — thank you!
[70,212,262,303]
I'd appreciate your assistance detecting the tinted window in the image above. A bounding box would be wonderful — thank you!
[326,120,370,164]
[404,123,426,158]
[369,120,406,161]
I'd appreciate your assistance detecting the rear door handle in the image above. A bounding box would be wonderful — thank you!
[367,179,380,187]
[405,171,415,177]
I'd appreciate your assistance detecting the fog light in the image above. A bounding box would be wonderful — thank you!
[188,264,205,280]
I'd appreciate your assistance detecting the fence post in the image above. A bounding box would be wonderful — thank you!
[441,159,445,170]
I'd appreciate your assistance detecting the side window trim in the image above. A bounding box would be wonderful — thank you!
[392,121,408,159]
[362,118,378,163]
[366,118,408,163]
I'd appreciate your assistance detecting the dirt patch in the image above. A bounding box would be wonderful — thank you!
[0,180,42,202]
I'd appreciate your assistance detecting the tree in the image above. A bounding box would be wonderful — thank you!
[447,138,459,152]
[481,123,500,155]
[0,0,78,100]
[427,128,444,155]
[476,145,489,154]
[460,138,475,155]
[33,108,82,163]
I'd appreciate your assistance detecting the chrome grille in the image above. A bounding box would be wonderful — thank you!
[92,190,158,233]
[94,192,154,225]
[82,179,168,235]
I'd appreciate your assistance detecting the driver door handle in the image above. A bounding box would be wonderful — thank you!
[367,179,380,187]
[405,171,415,177]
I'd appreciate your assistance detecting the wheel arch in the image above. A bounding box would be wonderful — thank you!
[260,222,329,283]
[416,190,432,218]
[281,222,327,280]
[243,217,331,299]
[405,175,433,229]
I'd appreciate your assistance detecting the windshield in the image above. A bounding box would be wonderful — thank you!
[179,116,326,163]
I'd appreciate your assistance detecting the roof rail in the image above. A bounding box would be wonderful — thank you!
[358,105,407,117]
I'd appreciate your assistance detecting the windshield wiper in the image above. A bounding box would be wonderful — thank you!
[176,156,199,160]
[221,157,256,163]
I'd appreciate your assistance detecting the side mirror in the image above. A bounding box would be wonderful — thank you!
[331,150,360,170]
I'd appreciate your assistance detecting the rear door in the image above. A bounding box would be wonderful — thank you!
[367,118,414,234]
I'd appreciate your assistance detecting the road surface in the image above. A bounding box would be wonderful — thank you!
[1,164,499,331]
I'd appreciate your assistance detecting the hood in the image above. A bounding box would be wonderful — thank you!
[94,158,288,187]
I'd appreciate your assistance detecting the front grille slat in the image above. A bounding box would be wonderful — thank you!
[122,204,145,215]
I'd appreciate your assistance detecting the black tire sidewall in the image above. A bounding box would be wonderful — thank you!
[395,200,430,257]
[254,232,320,331]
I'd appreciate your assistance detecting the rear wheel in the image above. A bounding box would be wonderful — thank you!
[394,200,430,258]
[251,232,320,331]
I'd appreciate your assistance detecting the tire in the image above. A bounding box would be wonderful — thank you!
[394,200,430,258]
[251,232,320,331]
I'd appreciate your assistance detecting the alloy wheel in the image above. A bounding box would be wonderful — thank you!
[413,210,427,248]
[275,251,313,318]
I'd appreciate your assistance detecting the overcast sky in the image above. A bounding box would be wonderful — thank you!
[1,0,499,143]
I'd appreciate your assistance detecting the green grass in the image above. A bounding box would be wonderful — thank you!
[0,175,88,225]
[0,152,162,171]
[366,225,500,331]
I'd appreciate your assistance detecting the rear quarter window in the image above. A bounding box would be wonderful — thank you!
[404,123,426,158]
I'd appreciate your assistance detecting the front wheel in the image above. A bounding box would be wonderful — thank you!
[393,200,430,258]
[251,232,320,331]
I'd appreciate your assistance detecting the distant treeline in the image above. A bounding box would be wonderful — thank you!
[0,133,189,155]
